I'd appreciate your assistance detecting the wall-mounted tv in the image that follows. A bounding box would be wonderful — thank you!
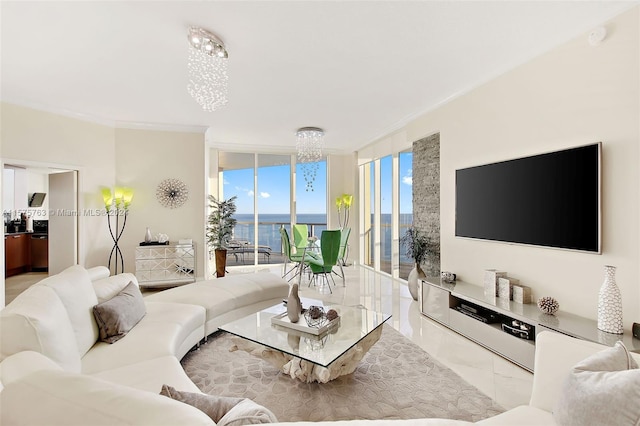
[455,142,601,253]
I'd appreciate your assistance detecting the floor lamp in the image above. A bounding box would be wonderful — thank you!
[102,187,133,275]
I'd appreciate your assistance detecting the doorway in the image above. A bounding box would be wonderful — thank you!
[2,160,79,305]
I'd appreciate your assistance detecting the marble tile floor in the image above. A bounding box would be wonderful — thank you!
[4,271,48,305]
[244,262,534,411]
[3,263,534,411]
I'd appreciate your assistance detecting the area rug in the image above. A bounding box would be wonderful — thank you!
[181,325,504,422]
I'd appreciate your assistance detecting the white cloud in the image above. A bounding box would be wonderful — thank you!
[402,176,413,185]
[223,178,229,185]
[260,192,271,198]
[247,190,254,197]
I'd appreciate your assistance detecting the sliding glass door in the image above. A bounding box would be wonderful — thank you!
[216,152,327,268]
[218,152,255,266]
[257,155,291,265]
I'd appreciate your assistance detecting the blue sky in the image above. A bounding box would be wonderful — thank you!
[222,154,412,216]
[222,162,328,215]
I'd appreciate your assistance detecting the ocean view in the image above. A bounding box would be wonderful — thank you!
[232,213,413,264]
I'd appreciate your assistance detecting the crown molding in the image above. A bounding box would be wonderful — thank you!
[1,98,207,134]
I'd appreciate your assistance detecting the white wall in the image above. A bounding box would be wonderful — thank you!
[362,7,640,327]
[1,103,116,273]
[114,128,206,278]
[328,153,359,263]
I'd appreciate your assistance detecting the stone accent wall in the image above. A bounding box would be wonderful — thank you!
[412,133,440,277]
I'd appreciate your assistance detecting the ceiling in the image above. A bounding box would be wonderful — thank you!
[2,1,637,155]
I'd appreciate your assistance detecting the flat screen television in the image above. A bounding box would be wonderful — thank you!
[455,142,601,253]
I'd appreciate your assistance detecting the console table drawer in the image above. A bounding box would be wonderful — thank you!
[449,308,535,371]
[421,281,451,326]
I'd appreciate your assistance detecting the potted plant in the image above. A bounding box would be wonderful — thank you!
[400,226,438,300]
[206,195,237,278]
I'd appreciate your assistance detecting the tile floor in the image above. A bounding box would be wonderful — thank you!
[230,262,534,410]
[4,263,533,410]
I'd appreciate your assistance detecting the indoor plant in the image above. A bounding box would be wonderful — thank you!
[206,195,237,278]
[400,226,437,300]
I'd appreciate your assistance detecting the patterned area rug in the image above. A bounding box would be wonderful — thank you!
[181,325,504,422]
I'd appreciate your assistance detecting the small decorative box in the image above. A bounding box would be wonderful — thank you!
[498,277,519,299]
[484,270,507,296]
[513,285,532,304]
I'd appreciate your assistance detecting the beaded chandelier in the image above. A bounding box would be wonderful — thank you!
[296,127,324,192]
[187,27,229,112]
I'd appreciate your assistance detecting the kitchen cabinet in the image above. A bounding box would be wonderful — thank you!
[5,233,29,277]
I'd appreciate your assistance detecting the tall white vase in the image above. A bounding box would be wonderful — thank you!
[407,263,425,301]
[597,265,623,334]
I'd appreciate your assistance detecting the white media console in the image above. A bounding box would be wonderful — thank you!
[420,277,640,372]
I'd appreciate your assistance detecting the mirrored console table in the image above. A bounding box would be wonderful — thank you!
[135,243,196,288]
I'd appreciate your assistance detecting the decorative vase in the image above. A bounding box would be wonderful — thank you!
[144,227,152,243]
[597,265,623,334]
[407,263,425,301]
[287,283,302,323]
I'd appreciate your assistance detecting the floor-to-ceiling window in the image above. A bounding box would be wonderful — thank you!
[218,152,256,266]
[380,156,392,274]
[216,152,327,268]
[362,161,375,268]
[398,150,413,279]
[257,154,291,264]
[359,149,413,279]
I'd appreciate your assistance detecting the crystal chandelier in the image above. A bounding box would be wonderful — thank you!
[187,27,229,112]
[296,127,324,192]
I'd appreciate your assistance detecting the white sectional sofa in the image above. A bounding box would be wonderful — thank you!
[1,265,638,425]
[0,265,289,425]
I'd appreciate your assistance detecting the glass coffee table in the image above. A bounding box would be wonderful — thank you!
[219,299,391,383]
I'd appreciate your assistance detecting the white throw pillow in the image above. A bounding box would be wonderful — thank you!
[0,285,81,373]
[38,265,99,357]
[553,341,640,426]
[92,272,139,304]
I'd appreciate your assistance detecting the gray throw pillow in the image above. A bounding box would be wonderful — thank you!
[553,341,640,426]
[160,385,277,424]
[93,281,146,343]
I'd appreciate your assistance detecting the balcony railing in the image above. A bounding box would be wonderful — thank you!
[224,220,327,266]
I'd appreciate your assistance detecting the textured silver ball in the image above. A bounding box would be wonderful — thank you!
[537,296,559,315]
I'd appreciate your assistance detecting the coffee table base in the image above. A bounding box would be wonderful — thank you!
[229,326,383,383]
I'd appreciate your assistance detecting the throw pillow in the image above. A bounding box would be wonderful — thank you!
[92,281,146,343]
[553,341,640,426]
[160,385,277,425]
[218,398,279,426]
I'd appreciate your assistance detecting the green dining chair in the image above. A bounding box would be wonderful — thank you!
[280,227,304,282]
[292,224,309,251]
[332,227,350,285]
[306,230,341,293]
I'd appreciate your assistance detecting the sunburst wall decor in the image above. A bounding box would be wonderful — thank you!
[156,178,189,209]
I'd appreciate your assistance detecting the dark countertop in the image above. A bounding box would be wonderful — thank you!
[5,231,48,237]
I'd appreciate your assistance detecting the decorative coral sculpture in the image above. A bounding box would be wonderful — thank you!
[537,296,560,315]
